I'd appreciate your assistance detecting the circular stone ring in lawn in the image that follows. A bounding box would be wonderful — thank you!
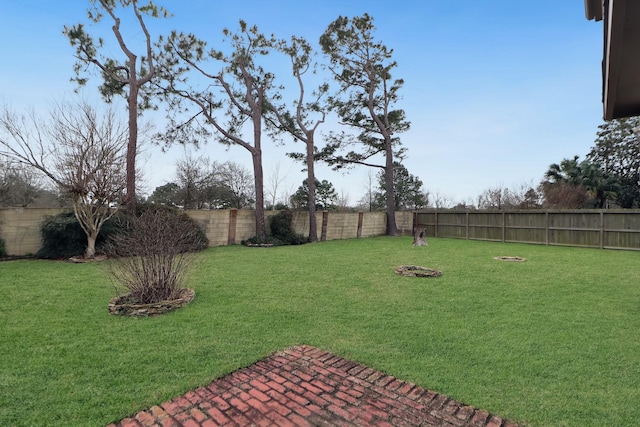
[493,256,526,262]
[395,265,442,278]
[108,288,195,317]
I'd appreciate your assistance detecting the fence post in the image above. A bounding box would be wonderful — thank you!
[227,208,237,245]
[545,211,549,245]
[435,212,439,237]
[600,211,604,249]
[502,212,506,242]
[321,210,328,241]
[466,212,470,239]
[357,212,364,238]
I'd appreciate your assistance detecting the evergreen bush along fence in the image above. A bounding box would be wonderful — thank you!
[0,208,414,256]
[414,209,640,251]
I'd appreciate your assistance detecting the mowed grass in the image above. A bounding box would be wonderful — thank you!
[0,236,639,426]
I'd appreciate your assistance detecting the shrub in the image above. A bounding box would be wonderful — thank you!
[269,209,309,246]
[36,211,121,259]
[36,212,85,259]
[133,204,209,252]
[241,209,309,247]
[106,207,208,304]
[241,235,282,247]
[36,206,208,260]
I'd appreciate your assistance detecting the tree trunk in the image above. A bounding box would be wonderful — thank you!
[85,232,97,259]
[306,140,318,242]
[125,66,139,214]
[252,149,266,240]
[413,228,428,246]
[384,142,399,236]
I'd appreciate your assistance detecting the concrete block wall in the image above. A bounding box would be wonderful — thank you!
[289,211,392,240]
[325,212,360,240]
[0,208,415,256]
[360,212,387,237]
[0,208,63,256]
[289,210,318,237]
[395,211,414,235]
[185,209,231,247]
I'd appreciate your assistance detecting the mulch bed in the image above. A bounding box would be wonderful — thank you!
[395,265,443,278]
[493,256,526,262]
[108,288,195,317]
[69,255,108,263]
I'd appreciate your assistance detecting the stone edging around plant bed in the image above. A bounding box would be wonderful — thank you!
[108,288,195,317]
[69,255,108,263]
[395,265,442,278]
[493,256,526,262]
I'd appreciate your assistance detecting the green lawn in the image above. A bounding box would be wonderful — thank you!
[1,237,638,426]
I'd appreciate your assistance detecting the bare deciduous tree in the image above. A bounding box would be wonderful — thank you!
[477,186,509,210]
[0,102,127,258]
[0,158,53,207]
[334,189,351,212]
[541,182,589,209]
[169,153,255,209]
[429,192,452,209]
[265,161,288,210]
[214,161,255,209]
[356,170,376,212]
[476,182,542,210]
[106,208,206,304]
[174,153,211,209]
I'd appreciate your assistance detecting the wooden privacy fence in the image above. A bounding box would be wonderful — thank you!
[414,209,640,251]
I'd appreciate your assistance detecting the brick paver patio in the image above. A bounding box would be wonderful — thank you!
[107,344,520,427]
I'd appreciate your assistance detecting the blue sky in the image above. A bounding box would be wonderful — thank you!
[0,1,605,206]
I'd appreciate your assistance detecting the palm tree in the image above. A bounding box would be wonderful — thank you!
[543,156,616,208]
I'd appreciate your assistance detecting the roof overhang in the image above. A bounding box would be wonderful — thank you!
[585,0,603,21]
[586,0,640,120]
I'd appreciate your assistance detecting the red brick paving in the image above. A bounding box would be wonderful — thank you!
[107,344,521,427]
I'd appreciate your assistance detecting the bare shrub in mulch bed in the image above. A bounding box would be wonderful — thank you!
[105,208,206,316]
[395,265,442,278]
[493,256,526,262]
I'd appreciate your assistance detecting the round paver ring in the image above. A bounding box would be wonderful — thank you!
[395,265,442,277]
[493,256,526,262]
